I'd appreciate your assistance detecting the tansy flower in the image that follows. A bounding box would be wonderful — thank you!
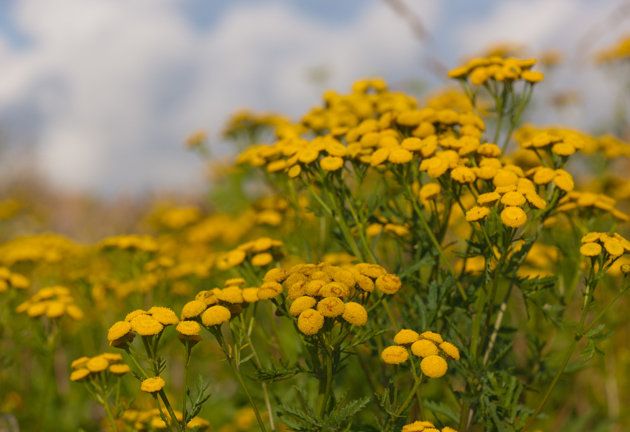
[181,300,207,319]
[420,331,443,343]
[419,183,441,203]
[148,306,179,326]
[141,377,165,394]
[70,369,90,382]
[603,237,624,256]
[465,206,490,222]
[388,147,413,164]
[201,305,231,327]
[320,156,344,171]
[420,355,448,378]
[394,329,420,345]
[251,253,273,266]
[375,274,401,294]
[297,309,325,335]
[289,296,317,316]
[342,302,368,326]
[86,356,109,373]
[500,206,527,228]
[316,297,345,317]
[257,281,283,299]
[580,242,601,257]
[109,364,131,375]
[381,345,409,364]
[242,288,259,303]
[176,320,202,343]
[411,339,438,358]
[501,191,526,206]
[439,341,460,360]
[130,315,164,336]
[107,321,134,347]
[402,420,438,432]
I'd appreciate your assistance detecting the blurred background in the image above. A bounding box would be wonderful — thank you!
[0,0,628,230]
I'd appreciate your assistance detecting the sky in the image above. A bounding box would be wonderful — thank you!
[0,0,628,195]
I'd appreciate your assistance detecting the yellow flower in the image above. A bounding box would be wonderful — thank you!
[125,309,147,322]
[107,321,133,346]
[375,274,401,294]
[411,339,438,358]
[109,364,131,375]
[342,302,368,326]
[289,296,317,316]
[130,315,164,336]
[581,232,602,243]
[420,355,448,378]
[176,320,202,340]
[603,237,624,257]
[201,305,231,327]
[148,306,179,326]
[251,252,273,266]
[465,206,490,222]
[394,329,420,345]
[71,356,89,369]
[216,286,244,304]
[317,297,345,317]
[402,420,437,432]
[500,206,527,228]
[451,166,476,183]
[140,377,165,393]
[242,287,259,303]
[420,331,443,343]
[580,242,601,257]
[320,156,344,171]
[319,281,350,297]
[553,169,574,192]
[477,192,501,205]
[46,301,65,318]
[501,191,526,206]
[257,281,283,299]
[181,300,208,319]
[388,147,413,164]
[522,70,544,83]
[419,183,441,203]
[70,369,90,382]
[297,309,325,335]
[439,341,460,360]
[381,345,409,365]
[86,356,109,373]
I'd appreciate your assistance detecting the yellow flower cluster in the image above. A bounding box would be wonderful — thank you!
[448,56,544,85]
[70,352,130,382]
[596,35,630,63]
[179,278,264,328]
[121,408,210,431]
[464,162,560,228]
[262,262,400,335]
[0,267,29,293]
[222,109,297,140]
[16,286,83,320]
[107,306,179,346]
[0,233,81,265]
[216,237,283,270]
[556,191,629,222]
[99,234,159,253]
[580,232,630,260]
[151,205,202,231]
[402,420,458,432]
[381,330,459,378]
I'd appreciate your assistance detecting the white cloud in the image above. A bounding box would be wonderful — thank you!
[0,0,438,194]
